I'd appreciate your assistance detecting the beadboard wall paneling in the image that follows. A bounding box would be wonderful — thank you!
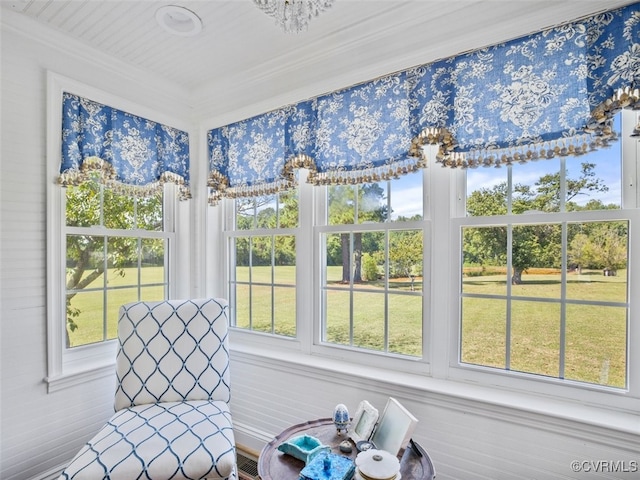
[229,352,639,480]
[0,25,191,480]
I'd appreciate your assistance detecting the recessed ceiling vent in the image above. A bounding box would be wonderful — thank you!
[155,5,202,37]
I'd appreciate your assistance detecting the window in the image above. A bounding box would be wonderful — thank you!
[46,73,185,390]
[227,190,298,337]
[318,174,425,357]
[219,110,639,410]
[458,113,632,389]
[64,180,170,348]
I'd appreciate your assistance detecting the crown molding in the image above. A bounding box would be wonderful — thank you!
[1,9,192,114]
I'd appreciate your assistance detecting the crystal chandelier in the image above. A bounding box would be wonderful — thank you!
[253,0,335,33]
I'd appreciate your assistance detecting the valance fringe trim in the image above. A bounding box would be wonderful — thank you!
[414,86,638,168]
[207,154,427,205]
[59,156,192,200]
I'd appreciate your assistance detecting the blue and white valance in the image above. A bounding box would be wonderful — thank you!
[208,3,640,204]
[60,93,191,199]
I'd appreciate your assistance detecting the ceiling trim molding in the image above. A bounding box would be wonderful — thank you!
[1,9,191,108]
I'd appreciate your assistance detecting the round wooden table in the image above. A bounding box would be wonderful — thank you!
[258,418,435,480]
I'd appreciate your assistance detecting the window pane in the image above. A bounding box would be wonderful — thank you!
[251,284,273,333]
[140,286,164,302]
[236,193,298,230]
[66,235,105,347]
[66,182,101,227]
[567,221,628,302]
[274,286,296,337]
[136,193,163,231]
[512,159,560,213]
[466,167,507,216]
[140,238,165,285]
[353,291,385,351]
[279,189,299,228]
[66,235,104,288]
[252,236,272,269]
[234,283,250,329]
[358,231,383,285]
[510,300,560,377]
[274,235,295,285]
[326,233,345,283]
[256,195,277,229]
[103,189,135,229]
[236,199,257,230]
[511,224,561,297]
[389,230,422,289]
[107,288,138,340]
[231,191,298,335]
[565,123,621,210]
[565,305,626,388]
[461,297,506,369]
[388,294,422,357]
[325,289,350,346]
[462,226,507,296]
[235,237,250,282]
[328,185,356,225]
[66,290,105,347]
[357,183,387,224]
[390,173,422,221]
[107,237,138,287]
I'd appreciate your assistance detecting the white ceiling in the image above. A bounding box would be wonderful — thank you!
[2,0,636,120]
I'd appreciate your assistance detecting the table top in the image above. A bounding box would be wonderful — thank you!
[257,417,435,480]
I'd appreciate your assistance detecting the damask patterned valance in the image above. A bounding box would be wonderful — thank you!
[207,3,640,204]
[60,92,191,199]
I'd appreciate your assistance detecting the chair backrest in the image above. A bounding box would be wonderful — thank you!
[114,298,231,411]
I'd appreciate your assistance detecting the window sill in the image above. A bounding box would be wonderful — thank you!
[229,341,640,443]
[45,363,115,393]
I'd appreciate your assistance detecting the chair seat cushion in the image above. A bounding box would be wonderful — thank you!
[60,400,236,480]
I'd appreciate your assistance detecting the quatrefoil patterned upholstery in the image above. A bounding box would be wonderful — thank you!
[59,298,236,480]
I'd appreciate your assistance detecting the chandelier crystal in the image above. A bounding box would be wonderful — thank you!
[253,0,334,33]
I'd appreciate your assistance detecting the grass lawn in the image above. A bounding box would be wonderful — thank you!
[461,269,627,388]
[69,265,627,388]
[66,266,165,347]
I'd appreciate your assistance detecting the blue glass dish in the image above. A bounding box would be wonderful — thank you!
[277,435,330,464]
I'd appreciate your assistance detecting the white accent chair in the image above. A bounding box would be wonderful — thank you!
[59,298,236,480]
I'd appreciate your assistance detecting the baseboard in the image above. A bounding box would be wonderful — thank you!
[232,420,273,455]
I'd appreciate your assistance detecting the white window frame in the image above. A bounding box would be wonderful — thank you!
[213,113,640,414]
[224,199,299,338]
[45,73,186,392]
[312,221,430,374]
[448,109,640,412]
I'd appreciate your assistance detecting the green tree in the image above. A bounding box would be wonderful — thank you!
[361,253,379,281]
[465,162,609,284]
[389,230,423,279]
[569,222,627,274]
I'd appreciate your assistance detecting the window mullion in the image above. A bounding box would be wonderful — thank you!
[559,222,568,379]
[506,224,512,371]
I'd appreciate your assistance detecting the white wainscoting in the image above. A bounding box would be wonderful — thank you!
[229,348,640,480]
